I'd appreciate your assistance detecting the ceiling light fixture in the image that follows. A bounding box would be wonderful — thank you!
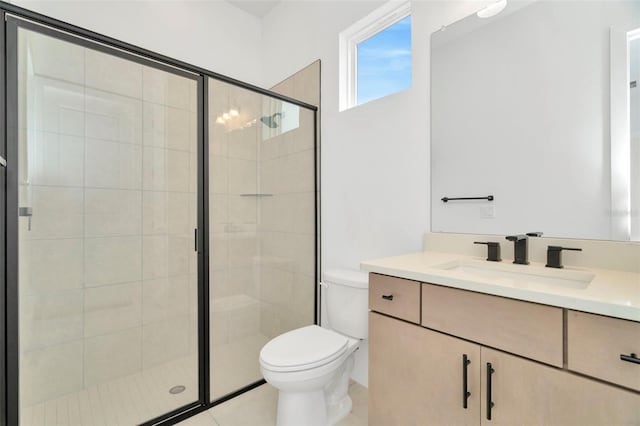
[477,0,507,18]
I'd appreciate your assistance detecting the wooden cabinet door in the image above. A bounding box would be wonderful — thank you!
[369,312,481,426]
[480,347,640,426]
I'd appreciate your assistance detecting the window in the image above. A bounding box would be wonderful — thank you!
[339,1,412,110]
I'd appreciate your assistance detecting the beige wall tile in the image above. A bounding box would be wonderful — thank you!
[84,282,142,338]
[259,133,285,161]
[85,138,142,189]
[285,117,315,155]
[142,315,192,369]
[210,235,228,271]
[167,107,194,152]
[260,266,293,307]
[30,78,84,136]
[142,275,191,324]
[228,195,256,224]
[260,303,283,339]
[142,235,191,279]
[210,194,228,225]
[85,188,142,237]
[20,341,84,406]
[85,89,142,144]
[143,102,167,147]
[167,192,192,235]
[23,30,84,85]
[84,327,142,386]
[143,67,194,110]
[85,236,142,286]
[228,304,260,341]
[142,147,190,192]
[259,156,282,195]
[290,233,316,277]
[20,290,83,351]
[142,191,169,235]
[209,121,228,157]
[28,131,84,187]
[189,150,198,194]
[85,49,143,98]
[27,186,84,239]
[227,127,257,160]
[20,238,84,294]
[211,310,229,346]
[142,235,168,279]
[143,103,194,152]
[259,231,293,268]
[209,156,228,194]
[227,158,256,194]
[227,267,255,297]
[227,234,257,268]
[291,271,316,320]
[292,61,320,107]
[286,149,315,193]
[168,236,192,276]
[270,78,294,98]
[142,192,192,236]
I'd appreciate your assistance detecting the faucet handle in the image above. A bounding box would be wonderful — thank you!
[526,232,543,237]
[546,246,582,269]
[505,234,527,241]
[474,241,502,262]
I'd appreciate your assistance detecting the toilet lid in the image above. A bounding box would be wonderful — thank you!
[260,325,349,372]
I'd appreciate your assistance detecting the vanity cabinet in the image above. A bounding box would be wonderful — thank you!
[369,312,480,426]
[368,273,640,425]
[480,347,640,425]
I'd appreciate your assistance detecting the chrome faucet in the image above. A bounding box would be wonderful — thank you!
[505,234,529,265]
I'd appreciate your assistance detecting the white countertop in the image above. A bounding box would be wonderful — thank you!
[361,251,640,322]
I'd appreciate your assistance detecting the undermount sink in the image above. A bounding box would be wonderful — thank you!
[434,259,595,290]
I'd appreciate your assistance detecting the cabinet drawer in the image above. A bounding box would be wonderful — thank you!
[369,274,421,323]
[422,283,563,367]
[567,310,640,391]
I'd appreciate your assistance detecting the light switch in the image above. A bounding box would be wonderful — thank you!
[481,205,495,219]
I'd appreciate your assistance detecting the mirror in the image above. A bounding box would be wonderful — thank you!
[431,1,640,241]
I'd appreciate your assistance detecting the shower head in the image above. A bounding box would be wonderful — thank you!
[260,112,282,129]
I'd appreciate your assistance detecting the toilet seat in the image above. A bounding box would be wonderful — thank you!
[260,325,349,373]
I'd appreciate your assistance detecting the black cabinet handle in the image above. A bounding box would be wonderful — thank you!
[381,294,394,301]
[486,362,495,420]
[620,353,640,364]
[462,354,471,409]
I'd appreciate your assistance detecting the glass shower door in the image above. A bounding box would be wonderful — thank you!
[208,77,317,400]
[13,22,200,425]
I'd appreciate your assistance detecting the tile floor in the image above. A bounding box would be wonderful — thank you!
[179,381,368,426]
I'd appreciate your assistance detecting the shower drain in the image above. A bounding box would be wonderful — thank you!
[169,385,186,395]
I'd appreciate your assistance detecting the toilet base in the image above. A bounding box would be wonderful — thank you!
[327,395,352,425]
[276,389,328,426]
[275,391,353,426]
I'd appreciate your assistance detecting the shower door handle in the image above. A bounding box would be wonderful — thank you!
[0,155,6,168]
[19,207,33,231]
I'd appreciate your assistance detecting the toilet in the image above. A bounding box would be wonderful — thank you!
[259,269,369,426]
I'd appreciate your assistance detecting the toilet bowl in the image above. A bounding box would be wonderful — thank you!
[259,269,369,426]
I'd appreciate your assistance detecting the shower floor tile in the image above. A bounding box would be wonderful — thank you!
[20,355,199,426]
[180,381,368,426]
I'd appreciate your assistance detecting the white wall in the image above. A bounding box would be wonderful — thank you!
[261,0,486,386]
[9,0,263,85]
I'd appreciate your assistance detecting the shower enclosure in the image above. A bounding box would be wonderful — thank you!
[0,5,318,426]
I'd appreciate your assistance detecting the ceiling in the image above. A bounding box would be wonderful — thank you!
[227,0,281,18]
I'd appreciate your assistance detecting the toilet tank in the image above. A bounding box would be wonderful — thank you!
[323,269,369,339]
